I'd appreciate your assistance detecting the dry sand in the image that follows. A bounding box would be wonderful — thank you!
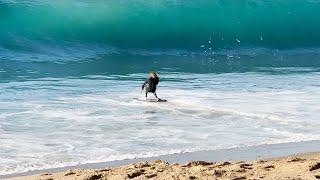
[10,152,320,180]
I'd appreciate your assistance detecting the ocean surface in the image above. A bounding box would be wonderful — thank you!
[1,0,320,175]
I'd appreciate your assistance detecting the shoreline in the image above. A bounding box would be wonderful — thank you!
[3,140,320,179]
[13,152,320,180]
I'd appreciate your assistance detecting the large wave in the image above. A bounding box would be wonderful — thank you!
[1,0,320,52]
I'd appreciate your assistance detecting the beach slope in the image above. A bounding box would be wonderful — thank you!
[11,152,320,180]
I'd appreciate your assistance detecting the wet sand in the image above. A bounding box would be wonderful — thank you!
[3,141,320,179]
[10,152,320,180]
[4,141,320,180]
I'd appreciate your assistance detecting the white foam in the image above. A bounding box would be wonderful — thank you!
[0,72,320,175]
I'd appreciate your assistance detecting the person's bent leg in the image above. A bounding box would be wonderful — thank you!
[153,92,159,100]
[145,91,148,100]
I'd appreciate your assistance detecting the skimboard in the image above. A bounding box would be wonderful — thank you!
[133,98,167,102]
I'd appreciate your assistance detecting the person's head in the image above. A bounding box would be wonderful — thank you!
[149,71,158,78]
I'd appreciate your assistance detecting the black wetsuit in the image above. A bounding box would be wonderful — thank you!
[142,77,159,98]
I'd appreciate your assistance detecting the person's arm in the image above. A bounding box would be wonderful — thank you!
[141,79,148,90]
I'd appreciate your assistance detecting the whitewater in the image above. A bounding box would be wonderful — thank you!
[1,0,320,176]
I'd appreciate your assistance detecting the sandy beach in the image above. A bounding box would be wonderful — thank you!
[8,151,320,180]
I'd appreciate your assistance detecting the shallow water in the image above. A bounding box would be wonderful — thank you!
[1,70,320,175]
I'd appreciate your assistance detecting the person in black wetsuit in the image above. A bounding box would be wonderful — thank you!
[141,72,160,101]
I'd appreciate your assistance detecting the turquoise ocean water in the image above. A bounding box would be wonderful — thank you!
[0,0,320,175]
